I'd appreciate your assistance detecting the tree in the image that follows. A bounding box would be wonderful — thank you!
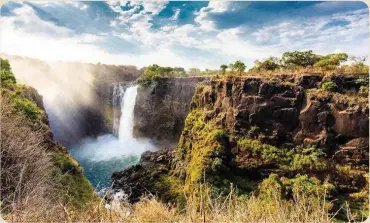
[1,58,16,87]
[313,53,348,70]
[220,64,228,75]
[281,50,321,68]
[231,60,246,75]
[249,57,280,72]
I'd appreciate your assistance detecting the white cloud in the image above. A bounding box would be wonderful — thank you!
[65,1,89,10]
[0,4,213,69]
[194,2,233,31]
[249,8,368,57]
[0,2,368,70]
[170,9,180,21]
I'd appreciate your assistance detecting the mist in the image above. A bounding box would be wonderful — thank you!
[70,134,155,162]
[3,55,99,145]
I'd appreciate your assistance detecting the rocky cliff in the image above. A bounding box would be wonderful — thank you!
[112,73,369,218]
[133,77,209,144]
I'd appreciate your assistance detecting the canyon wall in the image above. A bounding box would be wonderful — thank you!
[112,73,369,215]
[133,77,209,144]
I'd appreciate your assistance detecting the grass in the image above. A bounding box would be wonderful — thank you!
[176,109,228,192]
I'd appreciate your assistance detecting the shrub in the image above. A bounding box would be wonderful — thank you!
[1,69,16,87]
[248,125,260,138]
[314,53,348,70]
[13,97,41,122]
[258,174,283,200]
[249,57,280,72]
[354,76,369,86]
[0,58,11,72]
[359,86,369,95]
[213,129,228,142]
[321,81,337,92]
[289,146,327,171]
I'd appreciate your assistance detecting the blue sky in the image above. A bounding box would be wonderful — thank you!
[0,1,368,69]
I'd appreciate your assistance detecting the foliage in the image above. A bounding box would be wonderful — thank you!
[314,53,348,70]
[220,64,228,75]
[247,125,260,138]
[321,81,338,92]
[354,76,369,86]
[52,152,96,211]
[1,58,16,87]
[237,138,328,172]
[136,64,187,86]
[13,97,41,122]
[281,50,321,68]
[258,174,283,200]
[359,86,369,95]
[231,60,246,75]
[177,109,228,191]
[1,58,11,72]
[290,146,327,171]
[249,57,280,72]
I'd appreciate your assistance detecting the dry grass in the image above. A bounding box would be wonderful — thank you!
[53,183,340,223]
[0,96,61,221]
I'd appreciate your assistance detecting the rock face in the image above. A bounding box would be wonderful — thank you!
[133,77,209,144]
[112,74,368,210]
[111,148,175,203]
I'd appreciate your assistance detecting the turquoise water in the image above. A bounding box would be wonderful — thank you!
[69,134,154,191]
[71,153,139,190]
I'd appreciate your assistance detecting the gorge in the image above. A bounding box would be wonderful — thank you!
[1,54,369,222]
[70,84,156,190]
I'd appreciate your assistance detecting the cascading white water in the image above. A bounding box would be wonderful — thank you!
[70,83,155,190]
[118,86,137,140]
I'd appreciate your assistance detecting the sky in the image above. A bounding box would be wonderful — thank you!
[0,1,369,69]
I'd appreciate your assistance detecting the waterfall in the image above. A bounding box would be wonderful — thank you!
[70,83,155,190]
[112,84,124,136]
[118,85,137,140]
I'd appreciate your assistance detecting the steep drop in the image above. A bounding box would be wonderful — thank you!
[70,84,155,190]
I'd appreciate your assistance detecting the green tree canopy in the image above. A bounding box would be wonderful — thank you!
[281,50,321,68]
[231,60,246,75]
[249,57,280,72]
[313,53,348,70]
[220,64,228,75]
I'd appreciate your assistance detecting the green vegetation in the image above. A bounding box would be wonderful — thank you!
[281,50,321,68]
[260,174,335,199]
[177,109,228,191]
[321,81,338,92]
[1,58,16,87]
[136,64,186,86]
[246,50,366,75]
[237,138,328,172]
[52,153,96,211]
[313,53,348,70]
[1,58,97,221]
[220,64,228,75]
[230,60,246,75]
[13,97,41,122]
[249,57,280,72]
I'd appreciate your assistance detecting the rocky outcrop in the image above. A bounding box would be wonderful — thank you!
[112,74,368,214]
[133,77,209,144]
[112,148,176,203]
